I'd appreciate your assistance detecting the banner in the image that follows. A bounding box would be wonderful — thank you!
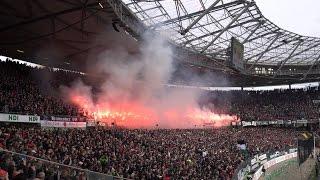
[242,121,252,126]
[86,121,96,127]
[41,121,86,128]
[50,116,86,122]
[0,113,40,123]
[269,151,281,159]
[277,120,284,124]
[296,119,308,124]
[285,120,292,125]
[251,155,259,170]
[241,119,312,127]
[269,121,277,125]
[259,154,268,165]
[312,100,320,104]
[256,121,269,126]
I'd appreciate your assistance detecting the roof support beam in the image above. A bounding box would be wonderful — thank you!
[245,37,298,60]
[134,6,160,15]
[204,21,262,57]
[242,22,263,44]
[291,42,320,58]
[200,3,252,53]
[0,2,99,33]
[273,41,303,77]
[142,14,165,22]
[247,33,281,70]
[260,41,320,65]
[180,0,221,35]
[0,10,100,45]
[245,31,280,44]
[183,19,258,45]
[302,53,320,79]
[150,0,244,27]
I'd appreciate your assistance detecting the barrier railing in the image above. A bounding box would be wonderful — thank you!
[232,147,297,180]
[0,149,130,180]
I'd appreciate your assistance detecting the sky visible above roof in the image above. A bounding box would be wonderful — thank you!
[255,0,320,37]
[121,0,320,66]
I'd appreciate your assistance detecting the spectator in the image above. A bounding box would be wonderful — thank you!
[0,124,298,179]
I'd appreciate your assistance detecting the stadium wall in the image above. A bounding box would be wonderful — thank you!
[252,152,297,180]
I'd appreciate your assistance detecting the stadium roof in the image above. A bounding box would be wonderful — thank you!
[121,0,320,66]
[0,0,319,86]
[0,0,139,70]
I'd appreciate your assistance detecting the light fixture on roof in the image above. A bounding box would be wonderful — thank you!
[17,49,24,53]
[98,2,104,8]
[64,62,70,65]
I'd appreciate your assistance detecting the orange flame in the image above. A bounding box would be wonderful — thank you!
[70,94,239,129]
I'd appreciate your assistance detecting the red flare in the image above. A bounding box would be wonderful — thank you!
[70,94,239,129]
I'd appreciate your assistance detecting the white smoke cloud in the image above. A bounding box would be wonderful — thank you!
[61,31,237,128]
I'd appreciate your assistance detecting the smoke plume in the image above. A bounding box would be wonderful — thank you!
[61,31,238,129]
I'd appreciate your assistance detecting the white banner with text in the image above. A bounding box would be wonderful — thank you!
[0,113,40,123]
[41,121,86,128]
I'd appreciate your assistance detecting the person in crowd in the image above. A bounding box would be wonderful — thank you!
[0,124,297,179]
[0,60,319,122]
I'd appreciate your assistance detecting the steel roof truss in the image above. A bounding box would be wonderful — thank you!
[273,40,303,77]
[247,33,281,70]
[180,0,221,35]
[303,53,320,79]
[200,3,252,53]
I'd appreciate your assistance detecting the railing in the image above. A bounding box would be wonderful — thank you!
[0,149,129,180]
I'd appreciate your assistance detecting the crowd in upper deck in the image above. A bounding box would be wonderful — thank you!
[0,60,319,122]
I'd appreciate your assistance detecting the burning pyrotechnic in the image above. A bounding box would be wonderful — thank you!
[69,93,238,128]
[61,32,239,129]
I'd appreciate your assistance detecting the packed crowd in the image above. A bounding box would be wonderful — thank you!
[0,60,319,122]
[0,60,308,179]
[0,124,297,179]
[0,60,86,117]
[201,88,320,121]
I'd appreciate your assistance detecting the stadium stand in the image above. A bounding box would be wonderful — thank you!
[0,0,319,179]
[0,60,319,123]
[202,89,320,121]
[0,60,85,118]
[0,60,317,179]
[0,124,297,179]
